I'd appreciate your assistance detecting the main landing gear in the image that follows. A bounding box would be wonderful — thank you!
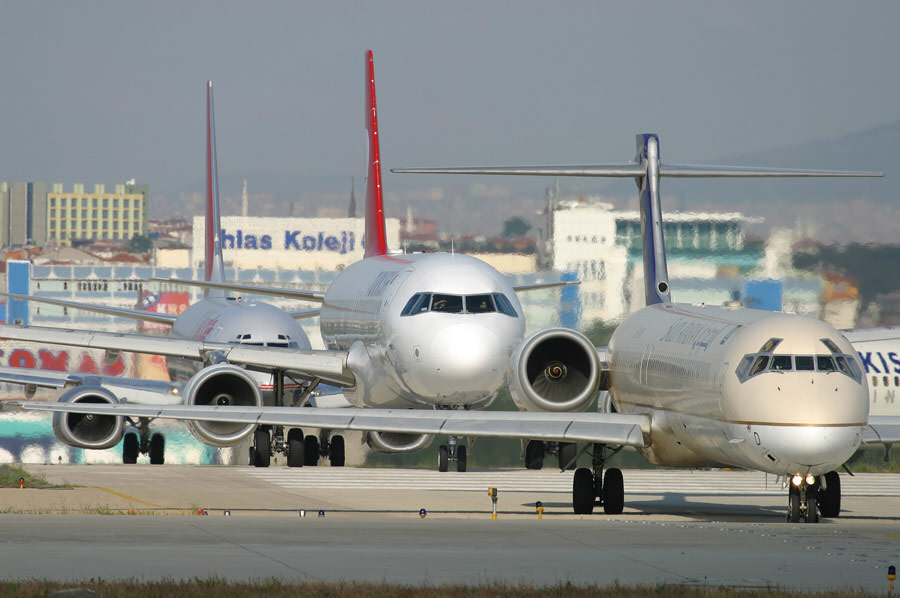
[122,418,165,465]
[250,425,345,468]
[572,443,624,515]
[787,470,841,523]
[524,440,578,470]
[437,436,467,472]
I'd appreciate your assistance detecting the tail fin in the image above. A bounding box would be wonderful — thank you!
[363,50,388,258]
[204,81,226,297]
[635,134,670,305]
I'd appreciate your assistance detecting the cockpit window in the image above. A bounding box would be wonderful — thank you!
[816,355,836,372]
[749,356,769,376]
[795,356,814,371]
[401,291,519,317]
[821,338,842,354]
[466,294,495,314]
[759,338,782,353]
[771,355,792,371]
[431,294,463,313]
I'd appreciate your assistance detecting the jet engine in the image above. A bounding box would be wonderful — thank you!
[52,386,124,450]
[183,363,263,447]
[508,328,601,412]
[366,431,434,454]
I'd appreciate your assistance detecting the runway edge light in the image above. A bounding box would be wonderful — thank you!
[888,565,896,590]
[488,487,498,520]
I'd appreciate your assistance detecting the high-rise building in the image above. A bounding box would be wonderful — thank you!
[0,182,48,246]
[46,182,148,243]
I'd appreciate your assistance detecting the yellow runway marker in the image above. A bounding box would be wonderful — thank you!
[886,535,900,541]
[97,487,164,509]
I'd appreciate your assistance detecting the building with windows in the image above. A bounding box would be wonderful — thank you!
[0,181,148,246]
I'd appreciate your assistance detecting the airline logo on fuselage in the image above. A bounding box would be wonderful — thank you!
[220,228,359,254]
[660,320,730,350]
[858,351,900,374]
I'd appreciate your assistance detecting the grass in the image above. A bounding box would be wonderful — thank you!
[0,580,891,598]
[0,464,61,489]
[847,448,900,473]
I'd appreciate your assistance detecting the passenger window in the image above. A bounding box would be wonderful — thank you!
[401,293,431,316]
[884,376,890,387]
[895,376,899,387]
[749,356,769,377]
[431,294,463,313]
[816,356,836,372]
[795,356,814,371]
[770,355,792,371]
[872,376,878,387]
[465,294,495,314]
[492,293,518,318]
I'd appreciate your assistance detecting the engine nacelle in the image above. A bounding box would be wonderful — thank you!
[366,431,434,454]
[184,363,263,447]
[508,328,601,412]
[52,386,124,450]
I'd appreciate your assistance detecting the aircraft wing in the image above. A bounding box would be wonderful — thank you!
[0,292,177,325]
[0,401,650,447]
[287,308,321,320]
[0,366,182,404]
[513,281,579,292]
[152,278,325,303]
[0,325,353,386]
[863,416,900,446]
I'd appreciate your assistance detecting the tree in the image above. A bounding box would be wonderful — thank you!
[129,234,153,254]
[502,216,532,238]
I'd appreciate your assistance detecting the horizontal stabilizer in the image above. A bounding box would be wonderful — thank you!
[659,164,883,178]
[0,292,177,325]
[513,280,580,292]
[152,278,325,303]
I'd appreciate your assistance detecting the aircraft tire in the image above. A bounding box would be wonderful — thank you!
[303,435,319,466]
[149,433,165,465]
[329,435,345,467]
[122,432,139,464]
[558,442,577,470]
[438,445,449,472]
[805,489,819,524]
[287,429,304,468]
[602,468,624,514]
[818,471,841,518]
[788,487,801,522]
[456,445,467,472]
[253,428,271,468]
[525,440,544,470]
[572,468,594,514]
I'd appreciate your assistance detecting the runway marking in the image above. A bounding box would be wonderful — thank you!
[97,487,165,508]
[242,468,900,496]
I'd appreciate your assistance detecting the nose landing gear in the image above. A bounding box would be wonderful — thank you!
[787,474,820,523]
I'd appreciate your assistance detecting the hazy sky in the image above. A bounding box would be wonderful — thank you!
[2,2,898,195]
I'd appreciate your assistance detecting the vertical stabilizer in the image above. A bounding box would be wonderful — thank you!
[205,81,226,297]
[635,134,671,306]
[364,50,388,257]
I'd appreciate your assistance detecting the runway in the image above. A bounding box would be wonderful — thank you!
[2,465,899,589]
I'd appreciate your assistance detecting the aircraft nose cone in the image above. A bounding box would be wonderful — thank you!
[768,425,862,475]
[430,323,506,396]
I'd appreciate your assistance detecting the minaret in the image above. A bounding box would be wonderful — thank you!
[348,176,357,218]
[406,203,414,234]
[241,179,248,217]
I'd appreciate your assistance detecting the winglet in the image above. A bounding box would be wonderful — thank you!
[364,50,388,258]
[205,81,226,296]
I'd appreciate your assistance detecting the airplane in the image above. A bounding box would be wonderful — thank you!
[2,52,899,523]
[0,51,592,473]
[0,81,321,467]
[844,327,900,417]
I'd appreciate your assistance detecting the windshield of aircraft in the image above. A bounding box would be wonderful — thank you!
[400,292,518,317]
[735,337,862,383]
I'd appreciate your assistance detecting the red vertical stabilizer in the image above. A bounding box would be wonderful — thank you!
[364,50,388,258]
[204,81,225,296]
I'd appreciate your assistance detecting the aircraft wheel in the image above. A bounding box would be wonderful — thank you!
[438,445,449,472]
[558,442,577,470]
[818,471,841,518]
[456,445,467,472]
[572,467,594,514]
[602,468,624,514]
[329,435,345,467]
[122,432,139,464]
[788,486,801,522]
[805,487,819,524]
[149,433,165,465]
[525,440,545,470]
[303,435,319,466]
[253,428,271,468]
[287,428,304,468]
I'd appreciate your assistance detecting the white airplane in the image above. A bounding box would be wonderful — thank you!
[845,328,900,418]
[0,81,319,466]
[0,51,593,473]
[2,52,899,523]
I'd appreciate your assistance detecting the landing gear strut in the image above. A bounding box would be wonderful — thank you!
[437,436,467,472]
[122,418,165,465]
[252,425,345,468]
[786,474,819,523]
[572,443,624,514]
[523,441,577,470]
